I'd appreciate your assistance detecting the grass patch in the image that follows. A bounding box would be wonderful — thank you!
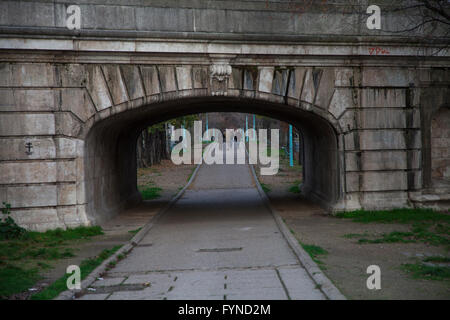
[260,183,271,193]
[423,256,450,263]
[31,245,122,300]
[128,227,142,235]
[187,166,196,182]
[139,186,162,200]
[0,226,104,299]
[288,184,301,194]
[25,226,103,242]
[336,208,450,224]
[0,265,41,299]
[402,263,450,281]
[358,231,417,244]
[299,242,328,265]
[343,233,369,239]
[338,209,450,248]
[352,223,449,247]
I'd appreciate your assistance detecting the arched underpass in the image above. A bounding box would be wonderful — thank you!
[78,100,344,300]
[84,97,341,225]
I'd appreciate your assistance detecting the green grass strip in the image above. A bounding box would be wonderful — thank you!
[31,245,122,300]
[336,208,450,224]
[402,263,450,281]
[0,265,41,299]
[139,187,162,200]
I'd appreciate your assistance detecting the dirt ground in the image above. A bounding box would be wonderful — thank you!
[257,162,450,300]
[137,160,196,202]
[24,161,195,299]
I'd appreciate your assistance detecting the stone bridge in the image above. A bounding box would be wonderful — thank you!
[0,1,448,230]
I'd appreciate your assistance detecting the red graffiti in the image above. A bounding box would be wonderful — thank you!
[369,47,390,55]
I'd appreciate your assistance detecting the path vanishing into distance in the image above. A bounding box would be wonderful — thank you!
[78,145,325,300]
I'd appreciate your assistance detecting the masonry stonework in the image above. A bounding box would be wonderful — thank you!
[0,1,448,230]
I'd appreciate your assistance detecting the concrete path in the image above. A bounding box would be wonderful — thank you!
[79,151,325,300]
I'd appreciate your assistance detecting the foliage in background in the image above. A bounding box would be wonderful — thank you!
[0,202,26,240]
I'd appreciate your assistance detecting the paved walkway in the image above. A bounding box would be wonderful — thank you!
[79,153,325,300]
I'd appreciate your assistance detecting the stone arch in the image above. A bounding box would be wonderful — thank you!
[58,64,353,225]
[82,95,343,224]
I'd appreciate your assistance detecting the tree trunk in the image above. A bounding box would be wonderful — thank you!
[136,126,169,168]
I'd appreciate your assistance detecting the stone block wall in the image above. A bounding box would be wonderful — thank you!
[431,107,450,181]
[0,59,448,230]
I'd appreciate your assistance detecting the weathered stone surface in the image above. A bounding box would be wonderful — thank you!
[0,162,56,184]
[335,68,354,87]
[360,191,409,209]
[243,69,257,91]
[58,184,77,205]
[121,65,145,100]
[0,55,446,230]
[315,68,335,109]
[58,205,88,228]
[362,68,413,87]
[361,171,407,191]
[55,138,78,158]
[158,66,177,92]
[258,67,274,93]
[10,63,55,87]
[347,171,408,192]
[0,138,56,161]
[338,110,356,132]
[61,88,97,122]
[57,160,77,182]
[86,65,112,111]
[59,64,88,87]
[136,7,193,31]
[300,68,323,105]
[140,66,161,95]
[7,185,57,207]
[0,114,55,135]
[431,107,450,180]
[230,68,242,89]
[345,151,410,171]
[361,88,406,108]
[345,172,360,192]
[328,89,354,119]
[176,66,193,91]
[95,5,135,30]
[287,68,306,99]
[55,112,82,137]
[11,208,64,231]
[192,66,208,89]
[271,68,289,96]
[0,89,56,112]
[359,131,407,150]
[102,65,129,105]
[0,1,54,28]
[359,109,407,129]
